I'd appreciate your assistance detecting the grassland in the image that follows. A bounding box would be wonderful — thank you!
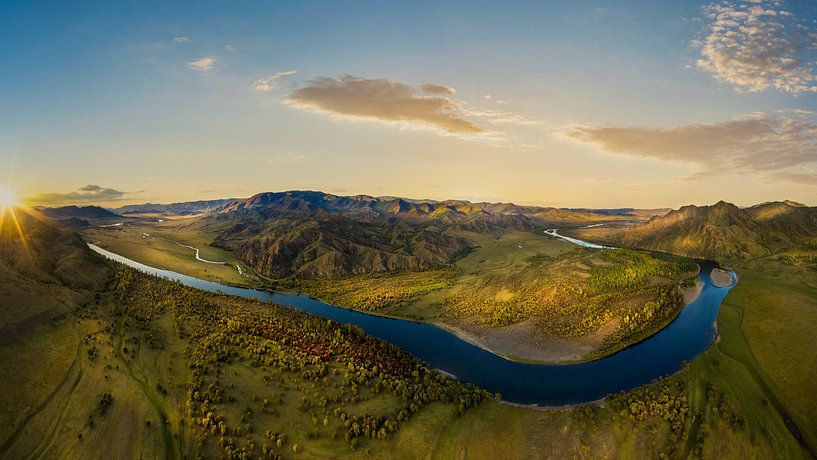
[6,254,812,459]
[298,231,697,362]
[82,220,253,288]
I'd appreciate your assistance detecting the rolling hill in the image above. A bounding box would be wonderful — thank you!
[573,200,817,261]
[0,208,112,291]
[37,205,121,220]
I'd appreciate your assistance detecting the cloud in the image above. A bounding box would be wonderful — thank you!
[265,153,306,163]
[174,36,191,43]
[696,1,817,93]
[225,44,236,51]
[26,185,128,205]
[567,111,817,184]
[189,56,215,71]
[284,75,485,135]
[421,84,456,95]
[462,106,540,126]
[252,70,297,92]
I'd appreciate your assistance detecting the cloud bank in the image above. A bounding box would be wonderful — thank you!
[26,185,129,205]
[568,111,817,184]
[284,75,485,135]
[696,0,817,93]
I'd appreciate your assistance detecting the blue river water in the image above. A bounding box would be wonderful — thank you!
[88,242,736,406]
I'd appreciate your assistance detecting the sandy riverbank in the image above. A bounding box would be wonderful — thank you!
[681,279,703,304]
[711,268,733,287]
[437,317,623,364]
[435,274,704,365]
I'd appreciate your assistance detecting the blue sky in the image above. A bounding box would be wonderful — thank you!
[3,0,817,207]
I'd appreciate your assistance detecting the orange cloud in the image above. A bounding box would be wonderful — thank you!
[568,111,817,184]
[284,75,485,135]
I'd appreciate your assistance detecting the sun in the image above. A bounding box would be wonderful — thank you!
[0,186,19,208]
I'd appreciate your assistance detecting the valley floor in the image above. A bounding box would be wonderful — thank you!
[2,254,814,458]
[18,219,806,458]
[83,224,702,363]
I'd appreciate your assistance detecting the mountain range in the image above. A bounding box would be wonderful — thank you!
[67,191,817,277]
[573,200,817,261]
[197,191,635,278]
[36,205,121,220]
[113,198,240,216]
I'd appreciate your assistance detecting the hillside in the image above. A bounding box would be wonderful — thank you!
[574,200,817,261]
[114,198,240,216]
[206,191,634,279]
[37,205,121,220]
[0,207,112,292]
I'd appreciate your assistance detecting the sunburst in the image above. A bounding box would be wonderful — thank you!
[0,185,31,256]
[0,186,19,208]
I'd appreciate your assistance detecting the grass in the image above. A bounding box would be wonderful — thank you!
[716,259,817,453]
[82,221,252,288]
[293,268,457,313]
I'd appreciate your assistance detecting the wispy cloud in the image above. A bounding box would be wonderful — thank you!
[421,84,456,95]
[174,36,191,44]
[225,44,236,51]
[566,111,817,184]
[252,70,297,92]
[25,184,129,205]
[462,106,540,126]
[284,75,486,135]
[696,0,817,93]
[265,153,306,164]
[189,56,215,71]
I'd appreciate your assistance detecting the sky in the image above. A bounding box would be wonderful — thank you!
[2,0,817,209]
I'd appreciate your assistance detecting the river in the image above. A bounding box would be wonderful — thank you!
[87,237,736,406]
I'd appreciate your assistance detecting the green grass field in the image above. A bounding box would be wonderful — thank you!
[82,220,253,287]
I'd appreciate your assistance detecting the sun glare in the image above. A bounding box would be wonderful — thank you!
[0,187,19,208]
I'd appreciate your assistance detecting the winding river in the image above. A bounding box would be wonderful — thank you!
[87,237,736,406]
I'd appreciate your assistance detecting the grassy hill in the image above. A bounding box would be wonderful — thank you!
[0,208,112,291]
[574,200,817,262]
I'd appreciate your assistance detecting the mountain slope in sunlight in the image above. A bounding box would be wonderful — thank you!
[205,191,634,278]
[574,200,817,261]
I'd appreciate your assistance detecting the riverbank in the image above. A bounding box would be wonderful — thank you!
[432,268,704,365]
[681,279,704,304]
[434,321,607,364]
[711,268,733,287]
